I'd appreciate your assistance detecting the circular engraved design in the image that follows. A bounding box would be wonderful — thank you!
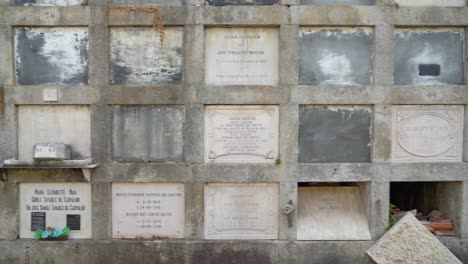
[397,113,456,157]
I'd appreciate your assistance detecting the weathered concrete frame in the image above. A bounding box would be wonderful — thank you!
[0,1,468,263]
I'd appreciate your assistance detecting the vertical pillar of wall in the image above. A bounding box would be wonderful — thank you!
[368,181,389,239]
[279,181,297,240]
[186,182,204,239]
[92,182,111,240]
[0,182,18,240]
[0,11,15,162]
[460,181,468,239]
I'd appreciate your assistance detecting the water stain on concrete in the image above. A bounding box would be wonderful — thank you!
[15,27,89,85]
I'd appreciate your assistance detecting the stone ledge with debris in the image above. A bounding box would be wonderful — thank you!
[367,213,461,264]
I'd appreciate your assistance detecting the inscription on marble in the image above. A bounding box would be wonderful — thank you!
[392,105,464,162]
[205,28,279,85]
[205,183,278,239]
[204,105,279,164]
[112,183,184,239]
[20,183,92,238]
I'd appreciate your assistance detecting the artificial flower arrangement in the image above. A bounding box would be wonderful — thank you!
[34,226,71,241]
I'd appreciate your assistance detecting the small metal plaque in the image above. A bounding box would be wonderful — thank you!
[33,143,71,160]
[31,212,46,231]
[67,214,81,230]
[418,64,441,76]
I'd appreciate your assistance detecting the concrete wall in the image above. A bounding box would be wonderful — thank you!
[0,1,467,264]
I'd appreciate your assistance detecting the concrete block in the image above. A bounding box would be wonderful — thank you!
[110,27,183,85]
[301,0,373,5]
[394,29,464,85]
[299,27,373,85]
[112,105,184,162]
[298,106,372,163]
[12,0,85,6]
[15,27,88,85]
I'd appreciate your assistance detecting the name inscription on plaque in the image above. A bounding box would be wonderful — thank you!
[392,105,464,162]
[205,183,278,239]
[204,105,279,164]
[205,28,279,85]
[112,183,185,239]
[20,183,92,238]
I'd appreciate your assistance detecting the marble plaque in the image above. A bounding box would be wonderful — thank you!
[20,183,92,238]
[301,0,373,5]
[204,183,278,239]
[111,27,183,85]
[394,29,464,85]
[392,105,464,162]
[205,28,279,85]
[112,183,184,239]
[15,27,88,85]
[297,186,371,240]
[299,106,371,163]
[17,105,91,161]
[112,106,184,162]
[299,27,373,85]
[204,105,279,164]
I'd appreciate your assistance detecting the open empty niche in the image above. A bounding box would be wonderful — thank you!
[297,182,371,240]
[390,181,463,236]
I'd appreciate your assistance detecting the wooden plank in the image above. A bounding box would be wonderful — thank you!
[297,186,371,240]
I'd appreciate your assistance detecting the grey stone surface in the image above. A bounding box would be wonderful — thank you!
[111,0,183,4]
[299,27,373,85]
[112,105,184,162]
[298,106,371,163]
[394,29,464,85]
[205,0,278,5]
[301,0,373,5]
[0,4,467,263]
[110,27,183,85]
[367,213,462,264]
[11,0,85,6]
[15,27,89,85]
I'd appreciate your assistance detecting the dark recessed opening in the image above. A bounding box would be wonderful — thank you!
[390,182,437,215]
[418,64,441,77]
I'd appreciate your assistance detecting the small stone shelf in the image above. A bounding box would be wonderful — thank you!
[1,159,98,182]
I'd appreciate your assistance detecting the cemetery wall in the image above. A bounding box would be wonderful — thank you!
[0,0,467,263]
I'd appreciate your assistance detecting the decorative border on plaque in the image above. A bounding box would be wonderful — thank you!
[204,105,279,164]
[204,183,279,240]
[391,105,464,162]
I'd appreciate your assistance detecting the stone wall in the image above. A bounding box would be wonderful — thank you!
[0,0,468,263]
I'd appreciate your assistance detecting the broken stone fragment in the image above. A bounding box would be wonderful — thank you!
[367,213,461,264]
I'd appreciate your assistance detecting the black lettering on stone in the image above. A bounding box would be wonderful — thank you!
[67,214,81,231]
[31,212,46,231]
[418,64,441,76]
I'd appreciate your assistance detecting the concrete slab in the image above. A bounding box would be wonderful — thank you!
[112,105,184,162]
[394,29,464,85]
[15,27,88,85]
[299,27,373,85]
[299,106,371,163]
[111,27,183,85]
